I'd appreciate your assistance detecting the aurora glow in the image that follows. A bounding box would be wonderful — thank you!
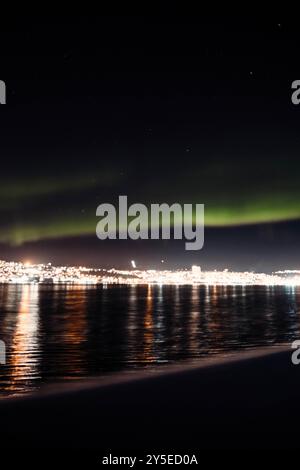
[1,154,300,245]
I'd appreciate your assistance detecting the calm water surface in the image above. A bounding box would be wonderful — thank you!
[0,283,299,396]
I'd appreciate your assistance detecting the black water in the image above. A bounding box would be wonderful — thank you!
[0,283,298,396]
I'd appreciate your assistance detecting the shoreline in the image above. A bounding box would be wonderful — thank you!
[0,345,299,449]
[1,344,290,400]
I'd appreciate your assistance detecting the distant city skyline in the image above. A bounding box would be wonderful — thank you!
[1,258,300,286]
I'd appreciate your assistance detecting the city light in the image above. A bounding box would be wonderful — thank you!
[0,260,299,286]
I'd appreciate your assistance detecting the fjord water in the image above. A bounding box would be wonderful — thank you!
[0,283,298,396]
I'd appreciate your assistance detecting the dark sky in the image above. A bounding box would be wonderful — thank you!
[1,16,300,271]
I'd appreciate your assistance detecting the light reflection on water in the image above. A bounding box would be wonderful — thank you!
[0,283,299,396]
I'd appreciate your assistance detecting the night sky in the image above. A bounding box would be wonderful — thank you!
[1,16,300,271]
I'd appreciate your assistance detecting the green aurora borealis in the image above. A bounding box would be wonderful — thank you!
[1,153,300,245]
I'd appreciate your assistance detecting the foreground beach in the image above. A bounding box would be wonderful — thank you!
[0,346,298,450]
